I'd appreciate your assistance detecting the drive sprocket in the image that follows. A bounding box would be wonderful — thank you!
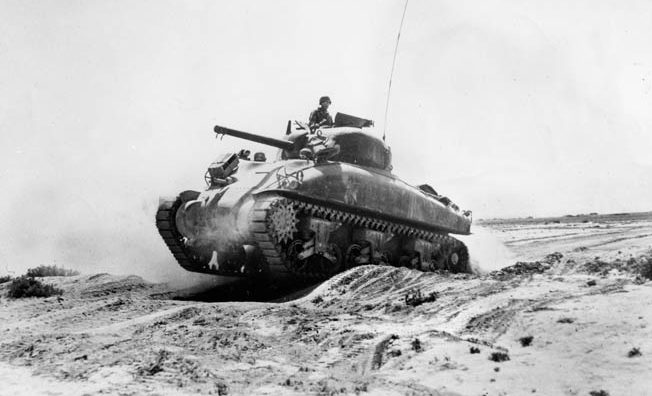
[268,199,299,244]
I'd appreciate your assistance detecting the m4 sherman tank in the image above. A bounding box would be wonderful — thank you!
[156,113,473,279]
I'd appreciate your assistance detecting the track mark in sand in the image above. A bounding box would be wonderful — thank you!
[323,266,451,306]
[368,334,399,372]
[507,230,624,245]
[508,231,588,244]
[583,233,652,248]
[74,304,199,335]
[424,329,505,350]
[0,299,112,331]
[343,267,405,295]
[463,299,533,340]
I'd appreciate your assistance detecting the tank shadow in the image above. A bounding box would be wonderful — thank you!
[164,276,322,303]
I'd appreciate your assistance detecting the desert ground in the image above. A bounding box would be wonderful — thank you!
[1,212,651,396]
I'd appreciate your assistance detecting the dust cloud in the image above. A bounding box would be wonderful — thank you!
[0,120,265,286]
[0,146,226,285]
[455,226,515,274]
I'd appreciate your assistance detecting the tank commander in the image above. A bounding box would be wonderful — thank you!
[308,96,334,132]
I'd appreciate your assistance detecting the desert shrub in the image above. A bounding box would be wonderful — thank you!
[557,317,575,324]
[215,382,228,396]
[7,276,63,298]
[589,391,609,396]
[490,260,551,280]
[404,289,438,307]
[489,351,510,362]
[627,347,642,358]
[640,258,652,280]
[354,383,369,393]
[544,252,563,263]
[26,265,79,277]
[411,338,423,352]
[138,349,169,376]
[469,346,481,354]
[0,275,12,284]
[519,336,534,347]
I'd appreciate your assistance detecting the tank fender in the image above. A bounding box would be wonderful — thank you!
[179,190,200,203]
[175,188,229,240]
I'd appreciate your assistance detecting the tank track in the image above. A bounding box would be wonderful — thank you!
[157,194,469,279]
[156,199,197,273]
[250,197,291,275]
[250,194,470,280]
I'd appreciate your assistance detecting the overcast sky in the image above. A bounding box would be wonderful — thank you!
[1,0,651,277]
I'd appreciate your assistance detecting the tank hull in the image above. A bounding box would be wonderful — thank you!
[156,159,472,279]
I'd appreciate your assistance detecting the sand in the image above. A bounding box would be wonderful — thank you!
[0,212,651,395]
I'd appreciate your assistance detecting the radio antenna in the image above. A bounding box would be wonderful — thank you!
[382,0,409,142]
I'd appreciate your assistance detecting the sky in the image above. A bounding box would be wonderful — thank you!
[0,0,651,278]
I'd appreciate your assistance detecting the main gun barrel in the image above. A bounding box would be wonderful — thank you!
[214,125,295,152]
